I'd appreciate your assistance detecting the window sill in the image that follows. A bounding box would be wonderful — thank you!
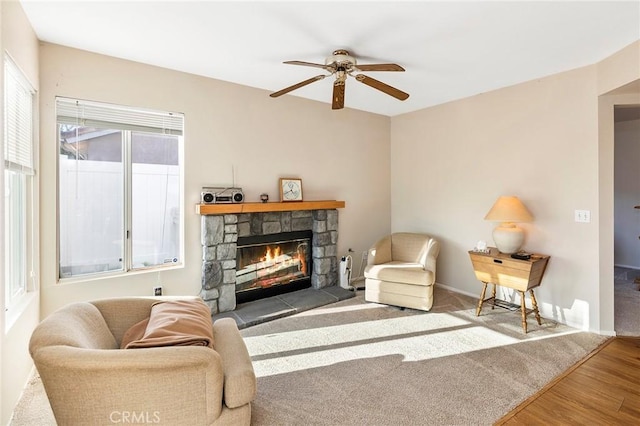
[5,291,38,334]
[57,262,184,285]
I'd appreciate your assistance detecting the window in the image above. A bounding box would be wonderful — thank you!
[4,54,35,308]
[56,98,183,279]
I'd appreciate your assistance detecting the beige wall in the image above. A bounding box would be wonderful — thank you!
[1,1,40,424]
[391,65,601,330]
[391,40,640,333]
[597,41,640,95]
[38,43,392,317]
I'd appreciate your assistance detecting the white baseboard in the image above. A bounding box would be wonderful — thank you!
[435,282,478,299]
[435,282,613,336]
[614,263,640,270]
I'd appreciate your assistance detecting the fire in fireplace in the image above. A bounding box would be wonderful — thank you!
[235,230,312,304]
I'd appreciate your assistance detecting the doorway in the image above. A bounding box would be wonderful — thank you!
[613,104,640,336]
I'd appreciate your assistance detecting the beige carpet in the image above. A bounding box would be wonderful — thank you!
[11,286,607,425]
[614,266,640,336]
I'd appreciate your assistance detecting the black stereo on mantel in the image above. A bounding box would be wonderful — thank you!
[201,187,244,204]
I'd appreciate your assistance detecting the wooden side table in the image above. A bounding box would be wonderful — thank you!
[468,248,550,333]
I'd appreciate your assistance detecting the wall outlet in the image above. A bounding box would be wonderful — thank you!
[575,209,591,223]
[153,286,163,296]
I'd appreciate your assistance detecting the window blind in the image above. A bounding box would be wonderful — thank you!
[4,55,35,175]
[56,97,183,136]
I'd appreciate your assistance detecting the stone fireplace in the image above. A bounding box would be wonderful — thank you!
[199,204,343,314]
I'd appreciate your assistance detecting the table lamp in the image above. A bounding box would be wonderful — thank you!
[484,196,533,254]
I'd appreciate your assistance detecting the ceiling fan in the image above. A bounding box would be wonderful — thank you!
[269,49,409,110]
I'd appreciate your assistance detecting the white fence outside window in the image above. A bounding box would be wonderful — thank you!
[59,156,179,277]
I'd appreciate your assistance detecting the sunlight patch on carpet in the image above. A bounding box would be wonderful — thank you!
[244,312,473,357]
[245,313,525,377]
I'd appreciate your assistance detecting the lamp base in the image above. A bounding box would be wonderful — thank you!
[493,223,525,254]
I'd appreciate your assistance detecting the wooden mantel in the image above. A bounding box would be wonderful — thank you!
[196,200,345,215]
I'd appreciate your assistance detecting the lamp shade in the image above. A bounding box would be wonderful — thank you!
[484,196,533,254]
[484,196,533,223]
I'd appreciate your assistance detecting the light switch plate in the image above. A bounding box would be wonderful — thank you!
[575,210,591,223]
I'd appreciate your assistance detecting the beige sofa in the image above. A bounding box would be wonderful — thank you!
[364,233,440,311]
[29,297,256,426]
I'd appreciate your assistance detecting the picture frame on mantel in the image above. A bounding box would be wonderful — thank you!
[279,178,303,202]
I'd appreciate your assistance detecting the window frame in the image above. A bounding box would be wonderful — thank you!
[3,53,36,312]
[55,97,185,282]
[5,171,27,304]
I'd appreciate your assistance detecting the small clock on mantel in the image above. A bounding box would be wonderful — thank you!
[279,178,303,202]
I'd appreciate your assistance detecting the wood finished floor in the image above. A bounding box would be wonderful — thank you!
[496,337,640,425]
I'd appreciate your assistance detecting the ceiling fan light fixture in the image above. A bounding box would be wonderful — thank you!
[326,49,356,68]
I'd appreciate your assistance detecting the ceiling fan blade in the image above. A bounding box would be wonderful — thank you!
[332,80,345,110]
[270,75,326,98]
[355,63,405,72]
[284,60,334,72]
[355,74,409,101]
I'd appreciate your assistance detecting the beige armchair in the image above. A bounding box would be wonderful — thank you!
[364,233,440,311]
[29,297,256,426]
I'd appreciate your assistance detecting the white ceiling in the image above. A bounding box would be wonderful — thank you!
[19,1,640,117]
